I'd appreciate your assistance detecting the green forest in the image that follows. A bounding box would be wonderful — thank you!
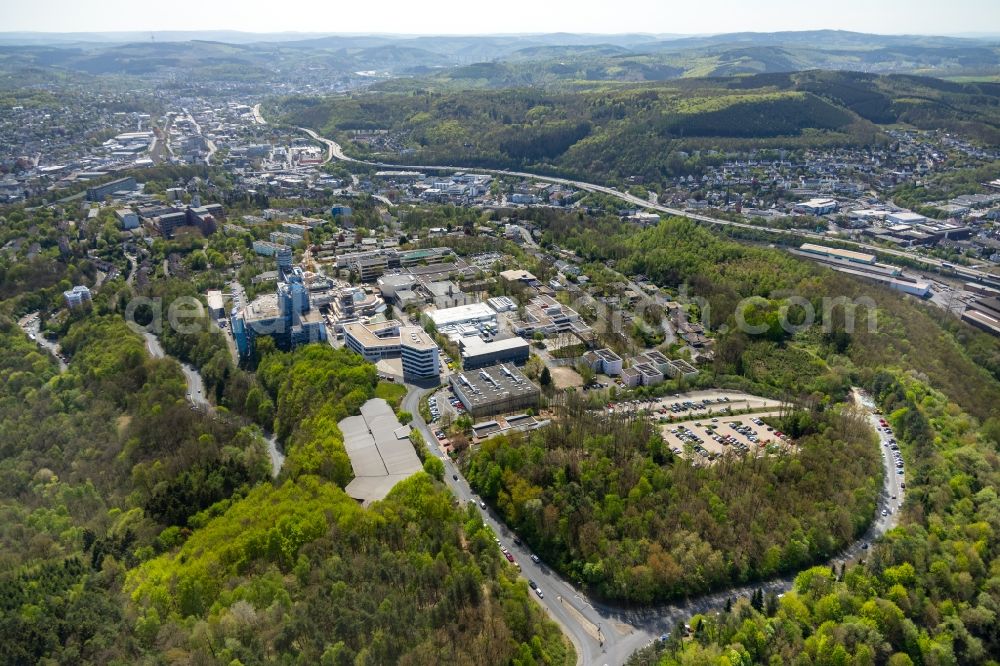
[4,139,1000,665]
[0,305,571,663]
[275,71,1000,184]
[631,372,1000,665]
[530,212,1000,420]
[464,401,881,603]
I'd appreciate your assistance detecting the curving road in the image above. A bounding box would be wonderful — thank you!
[403,384,902,665]
[298,126,347,164]
[141,330,289,476]
[276,112,999,287]
[140,330,211,411]
[252,104,267,125]
[19,312,68,373]
[267,110,914,663]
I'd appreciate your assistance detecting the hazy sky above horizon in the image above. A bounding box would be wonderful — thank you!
[2,0,998,36]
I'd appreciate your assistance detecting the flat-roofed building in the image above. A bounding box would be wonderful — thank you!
[499,269,538,285]
[799,243,876,265]
[400,327,441,379]
[253,240,288,257]
[583,348,623,376]
[487,296,516,312]
[665,358,699,379]
[459,335,530,369]
[377,274,418,300]
[231,268,326,357]
[398,247,454,267]
[449,363,540,418]
[331,286,386,323]
[887,211,928,226]
[635,362,664,386]
[635,350,671,374]
[206,290,225,320]
[795,198,838,215]
[512,294,591,337]
[270,231,303,247]
[621,366,642,388]
[354,255,388,282]
[344,320,440,379]
[115,208,139,230]
[962,309,1000,337]
[156,211,188,238]
[86,177,137,202]
[344,320,404,362]
[428,302,497,332]
[281,222,309,238]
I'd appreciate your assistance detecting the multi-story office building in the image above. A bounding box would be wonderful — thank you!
[343,320,440,380]
[231,267,326,357]
[399,328,441,379]
[252,240,289,257]
[277,246,293,272]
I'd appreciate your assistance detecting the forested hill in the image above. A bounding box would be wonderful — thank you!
[0,310,572,664]
[2,30,997,83]
[275,71,1000,183]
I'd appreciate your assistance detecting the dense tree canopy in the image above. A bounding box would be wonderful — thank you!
[631,374,1000,665]
[465,400,880,603]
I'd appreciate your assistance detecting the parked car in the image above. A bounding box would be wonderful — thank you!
[530,554,540,564]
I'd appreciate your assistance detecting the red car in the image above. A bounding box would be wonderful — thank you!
[505,552,515,563]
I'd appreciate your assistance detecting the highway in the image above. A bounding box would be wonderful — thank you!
[251,104,267,125]
[276,113,1000,287]
[403,384,903,665]
[298,126,348,163]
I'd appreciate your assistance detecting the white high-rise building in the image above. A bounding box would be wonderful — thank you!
[63,285,92,308]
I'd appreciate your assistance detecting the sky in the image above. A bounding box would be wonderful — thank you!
[2,0,999,37]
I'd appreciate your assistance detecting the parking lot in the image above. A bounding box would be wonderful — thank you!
[660,411,795,464]
[427,387,466,423]
[427,387,467,451]
[608,389,784,419]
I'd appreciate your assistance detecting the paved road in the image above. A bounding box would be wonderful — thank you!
[271,112,999,287]
[141,331,211,411]
[141,328,286,475]
[252,104,267,125]
[403,385,903,665]
[124,252,138,286]
[298,126,345,164]
[402,386,598,665]
[18,312,67,373]
[256,107,915,662]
